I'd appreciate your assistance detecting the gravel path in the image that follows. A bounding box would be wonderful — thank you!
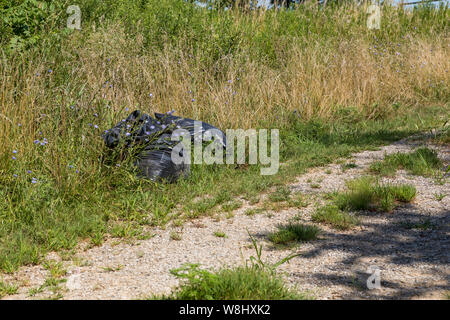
[2,135,449,300]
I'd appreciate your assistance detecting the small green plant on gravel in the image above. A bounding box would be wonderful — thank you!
[268,223,320,245]
[268,186,291,203]
[434,193,446,201]
[102,265,123,272]
[287,193,309,208]
[43,260,67,279]
[213,231,227,238]
[244,208,265,216]
[151,232,309,300]
[312,205,358,230]
[221,200,243,212]
[341,162,358,172]
[170,231,182,241]
[0,280,18,298]
[370,147,442,177]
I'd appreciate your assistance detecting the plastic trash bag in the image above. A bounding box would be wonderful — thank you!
[103,110,225,182]
[154,112,226,148]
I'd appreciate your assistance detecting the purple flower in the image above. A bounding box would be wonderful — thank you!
[76,169,79,174]
[125,108,129,111]
[162,125,166,129]
[150,125,155,130]
[93,113,98,117]
[126,132,131,136]
[48,69,52,73]
[94,125,98,129]
[149,93,153,97]
[13,150,17,154]
[34,140,40,144]
[13,174,18,178]
[191,99,195,102]
[12,156,16,160]
[27,170,32,174]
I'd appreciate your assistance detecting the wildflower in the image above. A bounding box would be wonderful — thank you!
[12,156,16,160]
[27,170,32,174]
[162,125,166,129]
[34,140,40,144]
[149,93,153,97]
[104,130,109,134]
[125,108,129,112]
[191,98,195,102]
[93,113,98,117]
[94,125,98,129]
[48,69,52,73]
[31,178,37,184]
[76,169,79,174]
[126,132,131,137]
[13,174,18,178]
[150,125,155,130]
[36,72,40,76]
[13,150,17,154]
[18,123,22,127]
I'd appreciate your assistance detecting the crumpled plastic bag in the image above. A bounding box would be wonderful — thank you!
[103,110,226,182]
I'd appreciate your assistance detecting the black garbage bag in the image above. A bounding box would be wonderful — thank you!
[103,110,225,182]
[134,133,190,183]
[154,112,226,148]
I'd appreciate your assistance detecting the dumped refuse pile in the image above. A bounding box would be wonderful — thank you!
[103,110,226,182]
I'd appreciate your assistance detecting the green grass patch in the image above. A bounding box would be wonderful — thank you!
[268,186,291,203]
[154,263,306,300]
[0,280,18,298]
[153,233,308,300]
[213,231,227,238]
[370,147,442,177]
[268,223,320,245]
[312,205,358,230]
[333,176,416,212]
